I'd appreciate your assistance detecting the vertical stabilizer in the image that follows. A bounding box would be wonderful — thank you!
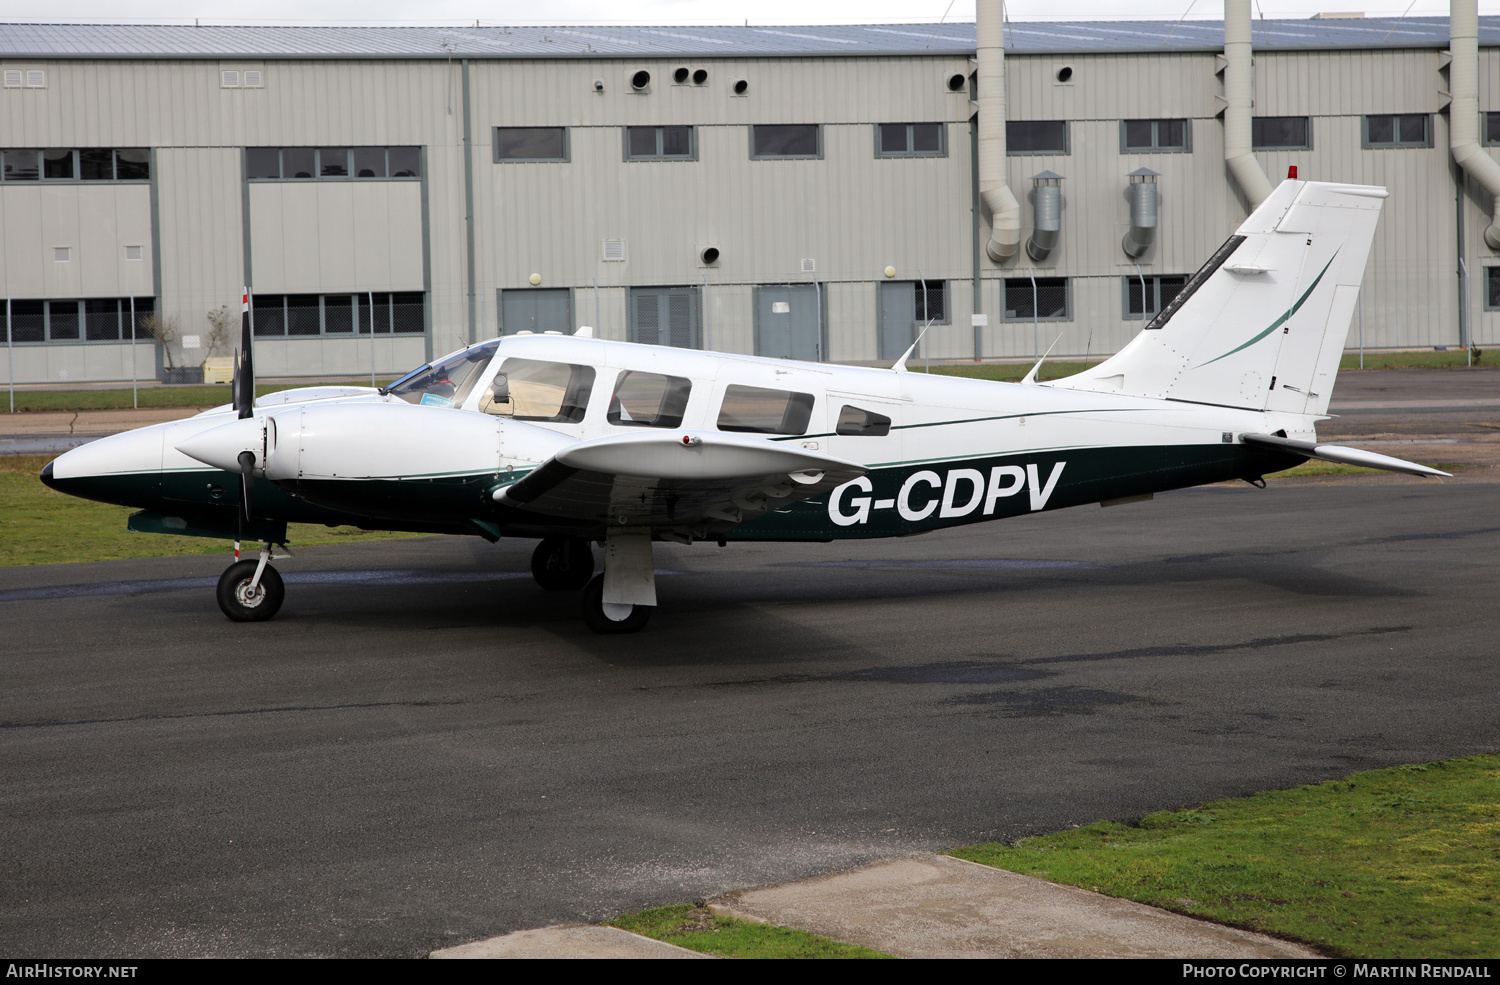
[1053,180,1384,416]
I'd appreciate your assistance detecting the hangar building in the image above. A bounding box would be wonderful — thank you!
[2,2,1499,384]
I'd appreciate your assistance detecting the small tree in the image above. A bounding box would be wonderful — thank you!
[141,313,181,369]
[203,305,234,365]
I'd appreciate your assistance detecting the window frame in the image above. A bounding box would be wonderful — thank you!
[750,124,823,161]
[1119,118,1191,154]
[1251,116,1313,151]
[251,293,427,337]
[1002,277,1072,323]
[874,123,947,159]
[1363,113,1432,150]
[0,148,151,183]
[1121,274,1190,320]
[623,125,698,162]
[492,127,570,164]
[244,147,421,181]
[1005,120,1070,156]
[1,297,155,345]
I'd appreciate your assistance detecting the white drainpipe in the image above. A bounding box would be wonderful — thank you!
[1452,0,1500,250]
[978,0,1021,262]
[1224,0,1272,209]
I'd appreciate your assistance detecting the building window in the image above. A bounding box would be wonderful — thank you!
[1364,114,1430,149]
[2,297,154,344]
[493,128,569,163]
[876,123,946,158]
[0,148,150,182]
[1121,119,1190,152]
[1006,121,1069,155]
[629,287,702,348]
[1251,117,1311,151]
[751,125,821,160]
[1123,275,1189,319]
[1485,113,1500,145]
[1003,278,1070,321]
[1486,267,1500,310]
[624,126,695,160]
[245,147,420,180]
[251,293,425,336]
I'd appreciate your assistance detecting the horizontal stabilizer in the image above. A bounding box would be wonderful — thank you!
[1241,433,1451,478]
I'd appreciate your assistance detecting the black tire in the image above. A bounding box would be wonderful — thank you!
[531,537,595,591]
[216,559,285,622]
[581,574,652,635]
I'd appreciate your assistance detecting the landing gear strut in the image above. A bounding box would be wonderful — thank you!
[217,544,289,622]
[582,574,652,634]
[530,536,595,591]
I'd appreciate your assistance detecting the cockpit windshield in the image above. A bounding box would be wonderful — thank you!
[383,341,500,408]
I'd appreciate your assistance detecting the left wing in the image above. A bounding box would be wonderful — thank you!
[494,430,865,538]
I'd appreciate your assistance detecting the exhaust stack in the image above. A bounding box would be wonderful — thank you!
[978,0,1021,261]
[1451,0,1500,249]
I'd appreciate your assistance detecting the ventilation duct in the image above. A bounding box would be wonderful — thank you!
[1451,0,1500,249]
[1026,171,1063,262]
[977,0,1021,262]
[1122,167,1159,258]
[1223,0,1273,209]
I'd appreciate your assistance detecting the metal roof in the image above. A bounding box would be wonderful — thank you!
[1,17,1497,60]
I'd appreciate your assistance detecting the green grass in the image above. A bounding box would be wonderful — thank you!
[3,380,393,413]
[1339,349,1486,370]
[0,455,423,566]
[950,755,1500,959]
[606,904,892,959]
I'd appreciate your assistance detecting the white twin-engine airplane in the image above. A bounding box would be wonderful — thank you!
[42,180,1448,633]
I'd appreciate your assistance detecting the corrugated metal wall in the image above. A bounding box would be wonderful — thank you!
[0,43,1495,382]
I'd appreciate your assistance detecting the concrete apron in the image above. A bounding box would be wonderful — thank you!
[710,854,1319,960]
[431,925,713,959]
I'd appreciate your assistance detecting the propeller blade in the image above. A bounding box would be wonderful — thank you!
[237,288,255,420]
[238,450,256,521]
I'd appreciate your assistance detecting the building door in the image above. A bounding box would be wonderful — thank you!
[877,281,917,360]
[629,286,701,348]
[754,285,823,361]
[500,288,572,335]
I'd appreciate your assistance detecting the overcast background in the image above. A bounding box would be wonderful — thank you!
[2,1,1496,28]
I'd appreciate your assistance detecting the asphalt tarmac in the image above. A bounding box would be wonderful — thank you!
[2,369,1498,958]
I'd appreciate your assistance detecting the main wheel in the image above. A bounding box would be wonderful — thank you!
[531,537,595,591]
[581,574,652,635]
[216,559,285,622]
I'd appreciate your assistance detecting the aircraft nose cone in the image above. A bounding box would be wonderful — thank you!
[39,460,56,489]
[175,416,264,473]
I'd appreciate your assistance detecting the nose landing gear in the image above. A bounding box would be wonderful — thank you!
[217,544,289,622]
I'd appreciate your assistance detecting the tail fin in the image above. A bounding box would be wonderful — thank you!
[1054,179,1385,416]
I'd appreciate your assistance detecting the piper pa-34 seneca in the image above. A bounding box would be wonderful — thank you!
[42,179,1449,633]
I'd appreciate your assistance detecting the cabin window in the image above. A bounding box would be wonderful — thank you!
[608,370,692,428]
[385,340,499,408]
[835,405,892,437]
[716,384,815,435]
[481,358,595,423]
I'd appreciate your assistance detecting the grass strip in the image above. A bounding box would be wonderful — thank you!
[606,904,892,959]
[0,455,422,566]
[949,754,1500,959]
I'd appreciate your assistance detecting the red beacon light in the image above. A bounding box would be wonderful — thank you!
[1288,165,1299,179]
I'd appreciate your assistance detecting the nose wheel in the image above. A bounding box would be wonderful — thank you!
[530,536,595,591]
[217,557,285,622]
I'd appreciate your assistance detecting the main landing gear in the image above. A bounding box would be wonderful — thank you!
[530,536,596,591]
[217,543,290,622]
[531,535,652,633]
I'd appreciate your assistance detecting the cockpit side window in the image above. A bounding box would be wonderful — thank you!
[835,405,892,437]
[607,370,692,428]
[385,341,499,408]
[717,384,815,435]
[481,358,595,423]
